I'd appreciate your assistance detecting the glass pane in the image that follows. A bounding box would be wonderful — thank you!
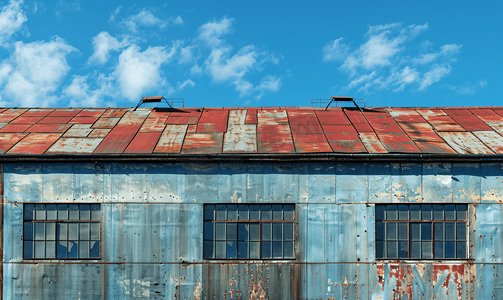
[250,205,260,220]
[376,241,385,259]
[68,223,78,240]
[272,205,282,220]
[456,205,467,220]
[250,242,260,259]
[203,241,214,259]
[226,241,237,259]
[91,204,100,220]
[445,223,455,240]
[421,205,432,220]
[261,241,271,259]
[386,204,397,220]
[375,222,384,241]
[398,223,408,240]
[410,241,421,258]
[387,241,397,258]
[215,223,226,240]
[238,224,248,241]
[35,223,45,240]
[421,223,432,240]
[456,223,466,240]
[80,204,90,220]
[262,223,272,240]
[227,205,237,220]
[434,241,444,258]
[386,223,397,240]
[422,242,432,259]
[24,223,33,240]
[68,241,78,258]
[79,241,89,258]
[227,223,237,240]
[238,241,248,258]
[204,223,214,240]
[205,205,215,220]
[284,241,294,259]
[215,205,226,220]
[57,241,67,259]
[261,205,271,220]
[35,241,45,258]
[249,223,259,241]
[69,204,79,220]
[445,241,455,258]
[47,204,57,220]
[284,223,294,240]
[433,205,443,220]
[24,204,35,220]
[238,205,249,220]
[90,223,100,240]
[46,223,55,240]
[272,241,283,258]
[445,205,455,220]
[35,204,46,220]
[434,223,444,240]
[410,205,420,220]
[58,204,68,220]
[272,223,282,240]
[80,223,90,240]
[90,241,100,258]
[58,223,67,240]
[398,205,408,220]
[215,241,225,259]
[284,205,294,220]
[456,241,466,258]
[24,241,33,259]
[375,205,385,221]
[398,241,408,258]
[46,241,55,258]
[410,223,421,240]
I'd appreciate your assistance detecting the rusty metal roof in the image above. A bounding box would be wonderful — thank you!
[2,106,503,157]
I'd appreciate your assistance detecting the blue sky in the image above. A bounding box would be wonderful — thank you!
[0,0,501,108]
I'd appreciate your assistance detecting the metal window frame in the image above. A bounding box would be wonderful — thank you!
[203,204,296,260]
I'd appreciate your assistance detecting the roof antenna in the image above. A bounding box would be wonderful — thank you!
[135,96,173,110]
[326,96,363,112]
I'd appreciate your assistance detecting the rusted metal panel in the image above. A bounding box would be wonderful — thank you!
[153,125,187,153]
[165,110,201,125]
[181,133,224,154]
[124,132,162,153]
[45,138,103,154]
[47,109,81,117]
[22,109,52,117]
[399,122,443,141]
[117,109,151,126]
[187,124,197,132]
[329,141,366,153]
[257,124,291,133]
[480,163,503,203]
[91,117,120,129]
[88,128,111,138]
[139,113,168,132]
[10,116,43,124]
[227,109,246,125]
[391,163,422,202]
[63,124,93,137]
[371,122,404,133]
[415,141,456,154]
[25,123,72,133]
[69,116,100,124]
[75,109,105,117]
[438,132,494,154]
[472,131,503,153]
[381,141,422,153]
[431,122,466,132]
[93,141,130,154]
[377,132,414,143]
[388,109,427,123]
[287,111,318,124]
[258,140,295,153]
[321,124,356,133]
[38,116,73,123]
[290,123,323,134]
[101,109,128,118]
[447,113,494,131]
[336,163,368,203]
[6,133,61,154]
[0,109,26,122]
[197,110,229,132]
[0,124,31,133]
[97,124,141,144]
[257,109,288,125]
[359,132,388,153]
[223,124,257,153]
[452,163,481,203]
[315,110,351,125]
[245,114,257,124]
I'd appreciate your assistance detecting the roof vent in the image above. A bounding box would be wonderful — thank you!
[135,96,184,110]
[318,96,364,111]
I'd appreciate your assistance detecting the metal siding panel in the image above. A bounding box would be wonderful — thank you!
[336,163,368,203]
[147,163,183,202]
[453,163,481,203]
[246,164,273,202]
[308,163,335,203]
[73,163,98,201]
[4,164,43,202]
[305,264,325,298]
[368,163,391,203]
[3,203,23,262]
[306,204,325,262]
[217,163,247,203]
[298,203,308,262]
[122,263,179,298]
[480,163,503,203]
[356,204,372,263]
[183,163,219,202]
[272,164,300,202]
[391,163,422,202]
[475,204,502,263]
[178,264,203,299]
[324,204,339,262]
[422,162,453,202]
[178,204,203,262]
[41,164,74,201]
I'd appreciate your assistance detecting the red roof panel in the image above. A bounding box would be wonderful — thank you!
[26,124,72,133]
[124,132,162,154]
[294,141,332,153]
[0,124,31,132]
[11,116,44,124]
[69,116,100,124]
[39,116,73,124]
[181,133,223,154]
[47,109,80,117]
[329,140,366,153]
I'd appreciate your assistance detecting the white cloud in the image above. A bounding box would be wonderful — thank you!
[113,45,171,101]
[322,37,348,61]
[419,64,451,90]
[118,9,182,33]
[55,0,80,17]
[64,74,113,107]
[198,18,233,47]
[179,45,195,64]
[449,80,487,95]
[109,6,121,22]
[1,37,76,107]
[204,45,257,82]
[0,0,27,44]
[255,75,281,99]
[169,15,183,25]
[177,78,195,90]
[414,44,462,64]
[88,32,131,64]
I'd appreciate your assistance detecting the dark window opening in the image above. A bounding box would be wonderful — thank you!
[204,204,295,260]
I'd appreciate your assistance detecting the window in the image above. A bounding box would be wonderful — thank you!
[204,204,295,259]
[375,204,467,259]
[23,204,101,259]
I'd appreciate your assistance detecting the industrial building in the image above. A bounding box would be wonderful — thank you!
[1,102,503,299]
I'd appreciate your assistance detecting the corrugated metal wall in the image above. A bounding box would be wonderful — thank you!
[2,162,503,299]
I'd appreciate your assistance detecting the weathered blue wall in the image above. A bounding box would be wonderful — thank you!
[2,162,503,299]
